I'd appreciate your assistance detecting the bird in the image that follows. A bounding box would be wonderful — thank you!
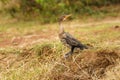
[58,14,88,58]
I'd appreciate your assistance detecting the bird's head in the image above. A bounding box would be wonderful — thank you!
[58,14,72,23]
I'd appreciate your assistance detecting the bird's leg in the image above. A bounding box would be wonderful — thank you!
[64,47,75,58]
[71,46,75,54]
[64,51,72,58]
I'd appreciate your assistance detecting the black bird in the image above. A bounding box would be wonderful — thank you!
[58,14,88,57]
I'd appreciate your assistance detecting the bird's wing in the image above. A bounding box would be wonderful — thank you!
[63,32,82,46]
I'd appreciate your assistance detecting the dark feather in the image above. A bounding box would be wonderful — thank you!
[61,32,88,50]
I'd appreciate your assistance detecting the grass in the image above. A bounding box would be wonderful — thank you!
[1,1,120,23]
[0,17,120,80]
[0,42,65,80]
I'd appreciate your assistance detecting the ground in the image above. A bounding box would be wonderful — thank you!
[0,17,120,48]
[0,17,120,80]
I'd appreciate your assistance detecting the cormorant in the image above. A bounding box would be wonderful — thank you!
[58,14,88,58]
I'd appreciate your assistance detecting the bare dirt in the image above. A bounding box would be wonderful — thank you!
[0,31,57,48]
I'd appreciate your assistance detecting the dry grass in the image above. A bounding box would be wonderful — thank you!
[0,18,120,80]
[102,59,120,80]
[48,49,120,80]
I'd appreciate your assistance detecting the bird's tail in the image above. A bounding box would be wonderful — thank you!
[79,44,88,50]
[83,44,88,49]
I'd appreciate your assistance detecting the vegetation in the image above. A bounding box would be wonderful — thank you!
[0,0,120,23]
[0,17,120,79]
[0,0,120,80]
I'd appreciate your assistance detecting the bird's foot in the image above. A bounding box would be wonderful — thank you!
[64,54,69,58]
[64,52,72,58]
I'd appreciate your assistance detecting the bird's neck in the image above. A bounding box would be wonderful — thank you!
[59,22,65,34]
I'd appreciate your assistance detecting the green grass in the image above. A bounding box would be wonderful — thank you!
[0,21,45,35]
[1,0,120,23]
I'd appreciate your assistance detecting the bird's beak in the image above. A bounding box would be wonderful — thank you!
[63,14,72,21]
